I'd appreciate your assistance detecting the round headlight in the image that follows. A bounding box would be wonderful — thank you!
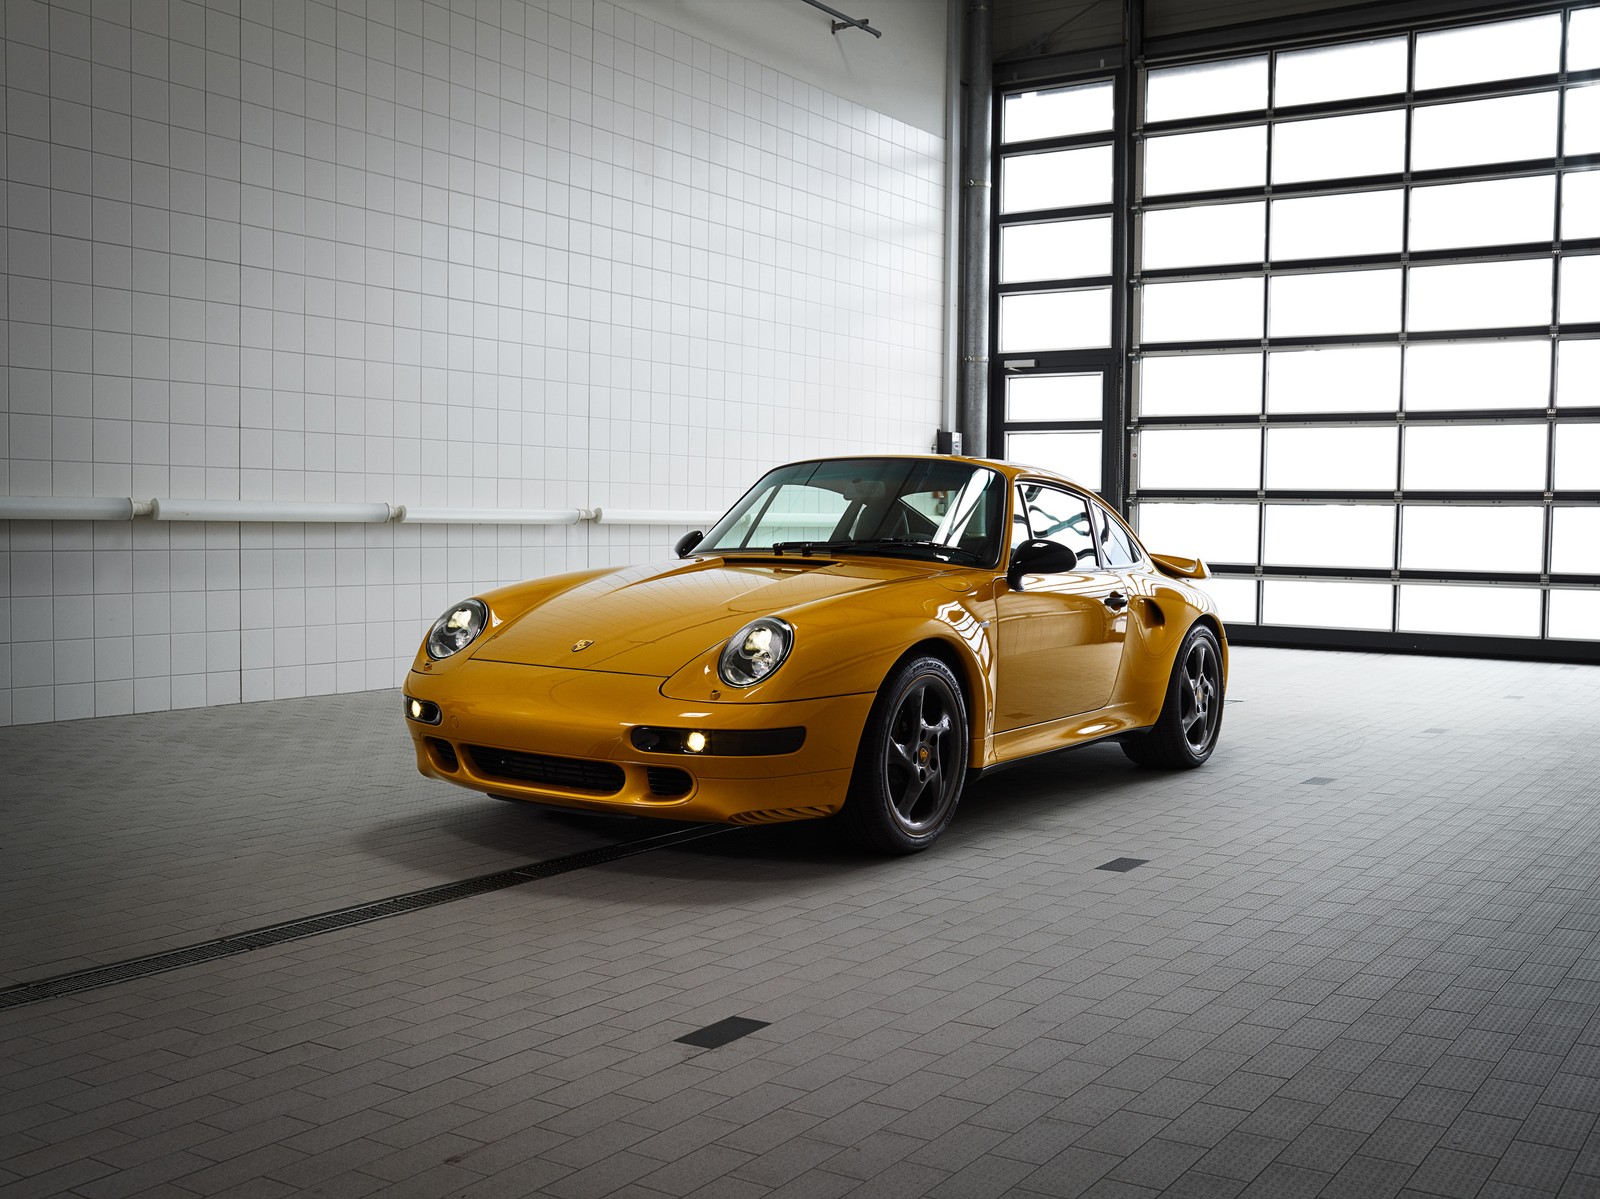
[718,617,794,688]
[426,599,489,660]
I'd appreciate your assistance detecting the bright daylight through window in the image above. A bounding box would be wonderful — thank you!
[996,5,1600,651]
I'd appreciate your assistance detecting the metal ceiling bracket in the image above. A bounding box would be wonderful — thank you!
[800,0,882,37]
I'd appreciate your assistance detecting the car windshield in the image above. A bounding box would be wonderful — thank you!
[698,458,1006,567]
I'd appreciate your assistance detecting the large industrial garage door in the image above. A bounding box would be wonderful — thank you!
[995,4,1600,661]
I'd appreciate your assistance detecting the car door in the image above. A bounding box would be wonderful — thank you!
[993,483,1129,732]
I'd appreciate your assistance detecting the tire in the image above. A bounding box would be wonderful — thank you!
[1121,623,1224,770]
[842,656,969,854]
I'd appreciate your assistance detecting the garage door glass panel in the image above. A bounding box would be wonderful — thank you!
[1002,146,1114,214]
[1408,259,1553,331]
[1555,424,1600,489]
[1400,506,1545,573]
[1271,191,1403,260]
[1563,170,1600,240]
[1404,341,1552,411]
[1414,14,1562,90]
[1263,579,1394,630]
[1146,56,1267,122]
[999,289,1111,352]
[1003,81,1115,143]
[1139,353,1262,416]
[1136,502,1260,563]
[1550,590,1600,640]
[1006,373,1103,422]
[1552,508,1600,574]
[1404,424,1549,491]
[1266,426,1398,490]
[1141,277,1264,342]
[1263,504,1396,569]
[1007,432,1102,490]
[1557,339,1600,406]
[1001,218,1113,283]
[1269,269,1402,338]
[1411,93,1559,171]
[1573,7,1600,71]
[1409,176,1556,252]
[1273,37,1407,108]
[1200,577,1259,624]
[1267,346,1401,413]
[1139,428,1262,490]
[1567,85,1600,156]
[1272,110,1406,184]
[1141,203,1264,270]
[1561,255,1600,325]
[1143,126,1267,196]
[1399,584,1541,637]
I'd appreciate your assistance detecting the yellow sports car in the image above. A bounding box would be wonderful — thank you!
[403,455,1225,853]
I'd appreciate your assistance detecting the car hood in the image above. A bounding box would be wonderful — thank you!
[469,555,947,675]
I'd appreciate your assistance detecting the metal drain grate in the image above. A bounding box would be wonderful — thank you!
[1097,857,1148,873]
[676,1016,769,1048]
[0,824,732,1011]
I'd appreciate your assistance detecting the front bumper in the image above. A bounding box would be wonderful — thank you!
[403,660,873,824]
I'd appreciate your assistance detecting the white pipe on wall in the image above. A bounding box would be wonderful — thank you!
[397,507,587,525]
[151,499,397,523]
[1,497,720,528]
[593,508,719,526]
[0,496,143,521]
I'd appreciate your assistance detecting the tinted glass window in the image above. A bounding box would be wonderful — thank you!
[1094,504,1141,567]
[700,458,1005,565]
[1019,484,1097,567]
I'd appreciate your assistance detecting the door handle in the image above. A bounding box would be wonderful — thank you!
[1104,591,1128,611]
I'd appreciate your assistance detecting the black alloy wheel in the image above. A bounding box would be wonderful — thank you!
[844,656,968,853]
[1122,623,1225,769]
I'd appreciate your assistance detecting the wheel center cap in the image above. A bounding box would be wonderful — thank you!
[918,746,931,765]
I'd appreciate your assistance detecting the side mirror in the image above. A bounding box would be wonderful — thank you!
[1006,538,1079,591]
[674,530,704,558]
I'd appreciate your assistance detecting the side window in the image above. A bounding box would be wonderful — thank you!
[1011,487,1032,549]
[1019,484,1097,566]
[1093,503,1141,568]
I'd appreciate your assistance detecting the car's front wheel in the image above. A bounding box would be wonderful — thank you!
[843,656,968,854]
[1121,622,1224,769]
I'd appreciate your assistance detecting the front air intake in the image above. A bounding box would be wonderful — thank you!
[427,738,459,772]
[646,767,693,797]
[465,746,625,794]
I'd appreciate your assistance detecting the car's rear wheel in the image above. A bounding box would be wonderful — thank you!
[1122,623,1224,769]
[843,656,968,854]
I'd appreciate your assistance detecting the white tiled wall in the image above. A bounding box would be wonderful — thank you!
[0,0,950,725]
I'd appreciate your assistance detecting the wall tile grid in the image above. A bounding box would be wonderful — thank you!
[0,0,949,724]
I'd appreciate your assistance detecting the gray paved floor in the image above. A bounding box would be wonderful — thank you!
[4,647,1600,1198]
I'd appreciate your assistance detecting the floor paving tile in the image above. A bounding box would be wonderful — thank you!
[5,650,1600,1196]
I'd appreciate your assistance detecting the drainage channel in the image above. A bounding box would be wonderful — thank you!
[0,824,735,1011]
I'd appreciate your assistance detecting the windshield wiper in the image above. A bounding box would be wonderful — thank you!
[770,538,982,564]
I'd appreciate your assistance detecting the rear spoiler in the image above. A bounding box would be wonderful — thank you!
[1149,553,1210,581]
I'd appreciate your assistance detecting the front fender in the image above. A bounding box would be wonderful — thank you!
[659,585,996,718]
[408,567,619,675]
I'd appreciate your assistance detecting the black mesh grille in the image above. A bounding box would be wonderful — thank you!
[646,767,693,797]
[466,746,625,794]
[428,738,459,771]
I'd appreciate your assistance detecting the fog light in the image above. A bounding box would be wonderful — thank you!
[405,696,441,724]
[685,731,708,753]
